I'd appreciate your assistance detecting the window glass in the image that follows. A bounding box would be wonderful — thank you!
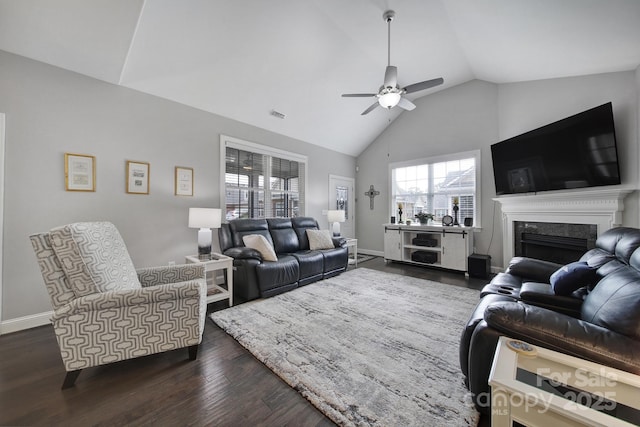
[223,144,305,219]
[390,151,479,226]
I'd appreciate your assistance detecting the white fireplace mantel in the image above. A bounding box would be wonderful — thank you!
[494,187,634,268]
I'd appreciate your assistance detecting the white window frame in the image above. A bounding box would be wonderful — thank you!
[220,135,308,219]
[388,149,481,227]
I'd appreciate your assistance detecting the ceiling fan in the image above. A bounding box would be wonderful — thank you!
[342,10,444,115]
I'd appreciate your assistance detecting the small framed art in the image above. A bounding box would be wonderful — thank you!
[65,153,96,192]
[126,160,150,194]
[175,166,193,196]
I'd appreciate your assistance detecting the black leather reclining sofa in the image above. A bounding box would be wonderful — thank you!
[459,227,640,414]
[218,217,348,301]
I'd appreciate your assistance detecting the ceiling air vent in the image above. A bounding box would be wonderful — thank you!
[270,110,286,119]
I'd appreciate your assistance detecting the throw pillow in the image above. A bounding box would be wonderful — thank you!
[550,261,598,296]
[243,234,278,261]
[307,229,335,250]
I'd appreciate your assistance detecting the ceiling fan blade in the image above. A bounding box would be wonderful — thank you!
[342,93,377,97]
[403,77,444,94]
[397,97,416,111]
[384,66,398,88]
[361,102,380,115]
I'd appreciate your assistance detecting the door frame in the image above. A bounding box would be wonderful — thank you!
[328,174,355,238]
[0,113,5,328]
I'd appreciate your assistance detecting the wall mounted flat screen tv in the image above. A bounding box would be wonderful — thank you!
[491,102,621,195]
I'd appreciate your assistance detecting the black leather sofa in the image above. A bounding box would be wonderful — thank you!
[460,227,640,414]
[218,217,348,301]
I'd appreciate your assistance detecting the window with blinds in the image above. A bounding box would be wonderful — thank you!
[221,136,306,220]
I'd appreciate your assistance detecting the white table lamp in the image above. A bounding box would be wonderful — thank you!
[188,208,221,259]
[327,210,346,237]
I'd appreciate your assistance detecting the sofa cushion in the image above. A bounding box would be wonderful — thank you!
[581,267,640,340]
[321,246,348,277]
[229,219,271,247]
[243,234,278,261]
[581,249,616,269]
[307,229,334,250]
[484,301,640,375]
[49,222,141,297]
[550,261,597,296]
[505,256,563,283]
[612,228,640,264]
[267,218,300,254]
[255,255,299,296]
[292,217,319,250]
[291,250,324,285]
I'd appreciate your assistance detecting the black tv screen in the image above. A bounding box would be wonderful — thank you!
[491,102,621,195]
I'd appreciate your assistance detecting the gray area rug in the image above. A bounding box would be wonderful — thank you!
[211,268,480,426]
[353,254,375,264]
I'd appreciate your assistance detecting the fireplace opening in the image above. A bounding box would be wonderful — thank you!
[514,221,597,265]
[520,233,588,265]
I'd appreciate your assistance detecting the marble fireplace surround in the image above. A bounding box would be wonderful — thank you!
[494,188,633,268]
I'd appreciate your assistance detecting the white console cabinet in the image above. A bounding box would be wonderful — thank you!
[384,226,403,261]
[383,224,474,273]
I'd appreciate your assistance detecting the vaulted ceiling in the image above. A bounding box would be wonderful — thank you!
[1,0,639,156]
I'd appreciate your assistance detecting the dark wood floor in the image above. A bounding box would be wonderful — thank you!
[0,258,490,426]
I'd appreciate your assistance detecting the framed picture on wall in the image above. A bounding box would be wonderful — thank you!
[126,160,150,194]
[175,166,193,196]
[65,153,96,192]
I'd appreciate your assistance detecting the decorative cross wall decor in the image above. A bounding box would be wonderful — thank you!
[364,185,380,210]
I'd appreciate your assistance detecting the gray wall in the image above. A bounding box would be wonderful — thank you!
[357,72,639,268]
[356,80,499,258]
[0,50,355,322]
[498,72,639,228]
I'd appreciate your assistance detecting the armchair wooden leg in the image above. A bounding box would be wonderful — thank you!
[62,369,82,389]
[188,345,199,361]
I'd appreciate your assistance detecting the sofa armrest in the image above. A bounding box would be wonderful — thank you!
[332,237,347,248]
[52,281,206,321]
[223,246,263,260]
[484,301,640,374]
[505,256,563,282]
[519,282,583,317]
[460,294,515,378]
[137,264,204,287]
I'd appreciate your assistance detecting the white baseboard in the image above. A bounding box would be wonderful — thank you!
[359,249,383,257]
[358,248,504,276]
[0,311,52,335]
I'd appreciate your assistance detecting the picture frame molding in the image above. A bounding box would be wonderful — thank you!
[65,152,96,192]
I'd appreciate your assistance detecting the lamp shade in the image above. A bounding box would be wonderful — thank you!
[327,210,346,223]
[188,208,221,229]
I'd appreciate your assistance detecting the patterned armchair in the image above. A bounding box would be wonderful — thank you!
[29,221,207,388]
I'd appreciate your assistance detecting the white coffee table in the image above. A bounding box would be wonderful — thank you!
[489,336,640,427]
[185,253,234,306]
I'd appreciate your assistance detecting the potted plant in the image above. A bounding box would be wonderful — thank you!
[415,212,434,225]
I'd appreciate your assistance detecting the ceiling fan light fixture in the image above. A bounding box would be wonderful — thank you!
[378,92,401,108]
[341,10,443,115]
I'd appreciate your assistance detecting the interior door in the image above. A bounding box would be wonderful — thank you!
[328,174,355,238]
